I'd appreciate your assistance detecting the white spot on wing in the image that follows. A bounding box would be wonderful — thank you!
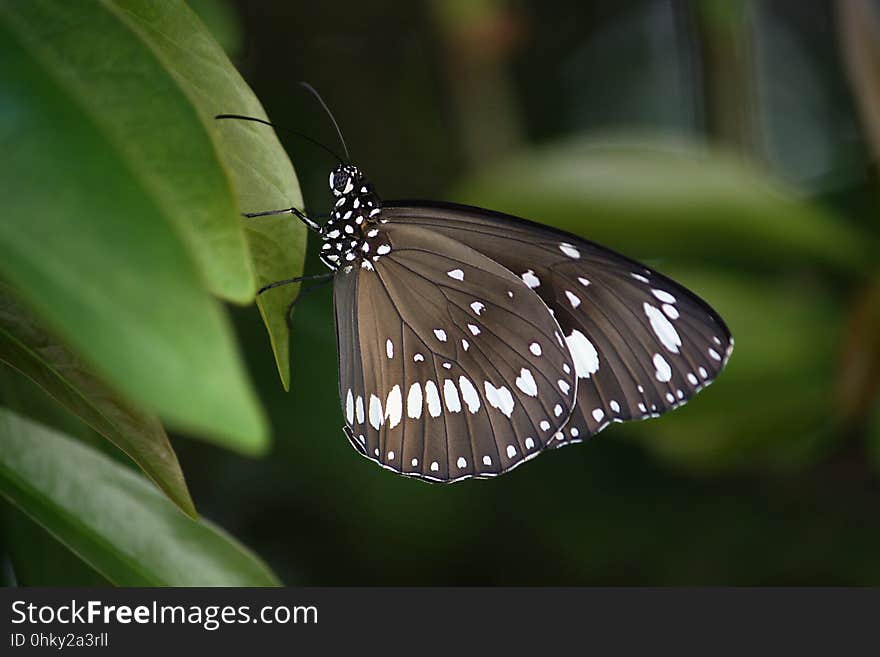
[559,243,581,259]
[369,394,383,430]
[468,324,480,336]
[631,273,650,283]
[425,381,442,417]
[407,382,423,419]
[610,400,620,413]
[506,444,517,458]
[413,353,424,362]
[525,437,535,449]
[662,304,679,320]
[345,389,354,424]
[443,379,462,413]
[447,269,464,281]
[385,339,394,359]
[565,330,599,378]
[457,457,467,469]
[484,381,515,417]
[554,404,563,417]
[521,270,540,288]
[558,379,570,394]
[709,348,722,361]
[385,385,402,428]
[461,339,469,351]
[529,342,542,356]
[592,408,604,422]
[515,368,538,396]
[644,303,681,353]
[653,353,672,382]
[356,396,364,424]
[540,420,550,431]
[430,461,439,472]
[578,277,591,286]
[433,329,447,342]
[483,455,492,466]
[652,289,676,304]
[458,376,481,413]
[565,290,581,308]
[470,301,485,315]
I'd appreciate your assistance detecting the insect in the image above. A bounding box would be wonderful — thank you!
[217,85,733,483]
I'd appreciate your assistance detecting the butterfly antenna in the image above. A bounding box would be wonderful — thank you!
[299,81,351,162]
[214,114,344,163]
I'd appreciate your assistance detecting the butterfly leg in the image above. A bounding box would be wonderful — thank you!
[242,207,322,232]
[258,272,333,295]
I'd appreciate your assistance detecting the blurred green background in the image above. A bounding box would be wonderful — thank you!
[3,0,880,585]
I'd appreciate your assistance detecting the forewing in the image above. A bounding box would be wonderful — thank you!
[333,223,577,482]
[382,202,733,446]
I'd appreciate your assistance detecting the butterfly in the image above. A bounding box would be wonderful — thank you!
[217,87,733,483]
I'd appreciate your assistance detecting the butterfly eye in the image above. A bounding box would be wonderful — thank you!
[329,170,349,193]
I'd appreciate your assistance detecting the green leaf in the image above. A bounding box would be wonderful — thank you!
[0,283,196,518]
[107,0,306,390]
[0,2,268,451]
[0,408,280,586]
[452,134,868,274]
[186,0,243,57]
[3,0,253,303]
[2,501,111,586]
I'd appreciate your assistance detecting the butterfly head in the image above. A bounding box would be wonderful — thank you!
[329,164,364,197]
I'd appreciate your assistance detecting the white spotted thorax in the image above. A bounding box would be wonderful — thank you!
[319,164,387,272]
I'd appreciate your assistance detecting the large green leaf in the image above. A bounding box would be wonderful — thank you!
[0,2,267,450]
[3,0,306,389]
[107,0,306,390]
[0,283,195,518]
[3,0,253,303]
[452,135,867,274]
[0,408,280,586]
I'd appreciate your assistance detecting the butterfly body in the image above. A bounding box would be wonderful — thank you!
[316,164,733,483]
[319,164,385,271]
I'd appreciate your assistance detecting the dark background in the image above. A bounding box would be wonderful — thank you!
[17,0,879,585]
